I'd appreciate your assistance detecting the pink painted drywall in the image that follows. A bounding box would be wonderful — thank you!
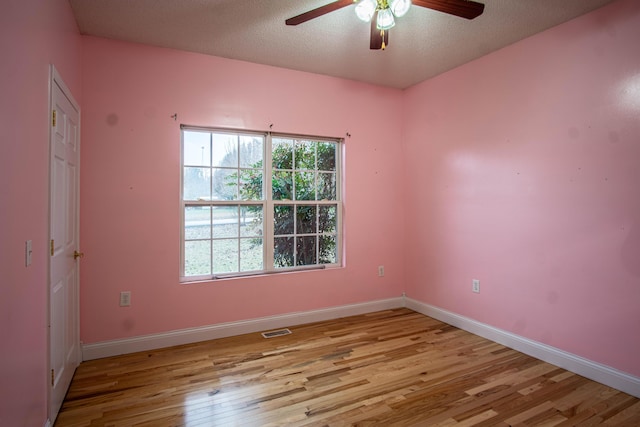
[80,37,405,343]
[0,0,82,425]
[403,0,640,377]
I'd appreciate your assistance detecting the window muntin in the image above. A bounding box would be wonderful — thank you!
[272,203,339,268]
[181,128,341,281]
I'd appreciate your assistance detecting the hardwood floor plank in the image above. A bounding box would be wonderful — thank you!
[55,309,638,426]
[603,401,640,425]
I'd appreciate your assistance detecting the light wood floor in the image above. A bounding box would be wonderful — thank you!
[55,309,639,426]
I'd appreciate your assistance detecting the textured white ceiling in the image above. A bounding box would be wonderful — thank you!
[68,0,618,89]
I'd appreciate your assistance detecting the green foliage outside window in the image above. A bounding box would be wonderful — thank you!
[233,139,338,268]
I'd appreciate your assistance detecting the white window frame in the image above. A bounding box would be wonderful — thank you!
[180,126,342,282]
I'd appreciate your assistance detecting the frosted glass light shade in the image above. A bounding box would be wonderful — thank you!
[390,0,411,17]
[355,0,377,22]
[377,8,395,30]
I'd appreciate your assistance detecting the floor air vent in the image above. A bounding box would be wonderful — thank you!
[261,328,292,338]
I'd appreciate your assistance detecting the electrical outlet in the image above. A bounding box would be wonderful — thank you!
[378,265,385,277]
[120,291,131,307]
[472,279,480,293]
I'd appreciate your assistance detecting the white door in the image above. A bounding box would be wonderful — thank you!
[49,67,81,423]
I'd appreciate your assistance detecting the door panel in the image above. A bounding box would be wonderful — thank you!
[49,68,80,423]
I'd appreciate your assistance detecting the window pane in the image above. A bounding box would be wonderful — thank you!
[182,128,341,278]
[296,236,317,266]
[240,206,263,238]
[239,169,263,200]
[295,141,316,170]
[239,136,263,168]
[184,240,211,276]
[183,167,210,201]
[317,142,336,171]
[212,168,238,200]
[274,205,294,235]
[240,238,263,271]
[319,205,337,233]
[272,138,293,170]
[185,206,211,240]
[295,171,315,200]
[183,131,211,167]
[212,133,238,167]
[317,172,336,200]
[296,205,316,234]
[213,206,238,238]
[274,237,294,268]
[213,239,238,274]
[319,235,337,264]
[272,170,292,200]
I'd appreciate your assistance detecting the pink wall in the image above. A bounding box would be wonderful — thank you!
[4,2,635,423]
[80,37,406,343]
[0,0,82,425]
[403,0,640,377]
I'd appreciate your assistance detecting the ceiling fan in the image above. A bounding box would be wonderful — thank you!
[286,0,485,50]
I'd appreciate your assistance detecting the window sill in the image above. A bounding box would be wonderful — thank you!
[180,264,343,284]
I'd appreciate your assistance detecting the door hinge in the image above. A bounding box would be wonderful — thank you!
[52,110,57,127]
[50,239,54,256]
[51,369,55,386]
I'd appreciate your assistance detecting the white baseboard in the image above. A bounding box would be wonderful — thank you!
[82,297,404,361]
[81,295,640,398]
[405,297,640,399]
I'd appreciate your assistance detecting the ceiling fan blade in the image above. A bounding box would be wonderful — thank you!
[412,0,485,20]
[370,15,390,50]
[286,0,355,26]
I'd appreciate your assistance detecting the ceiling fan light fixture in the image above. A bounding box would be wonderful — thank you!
[390,0,411,18]
[355,0,377,22]
[285,0,485,51]
[376,8,395,30]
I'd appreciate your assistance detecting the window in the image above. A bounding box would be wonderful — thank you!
[181,127,342,280]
